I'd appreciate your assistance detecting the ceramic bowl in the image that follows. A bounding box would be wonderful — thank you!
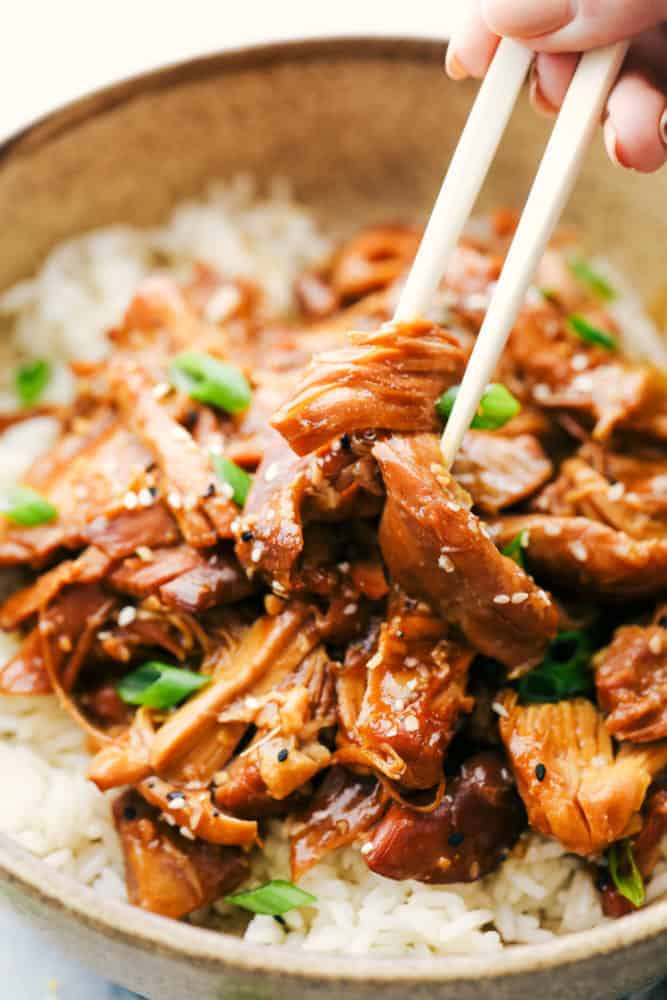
[1,36,667,1000]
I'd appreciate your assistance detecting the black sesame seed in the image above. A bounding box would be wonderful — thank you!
[202,481,216,498]
[596,872,611,892]
[123,805,137,821]
[535,763,547,782]
[183,409,198,431]
[166,790,184,801]
[396,629,405,639]
[448,831,464,847]
[148,486,158,498]
[277,748,289,763]
[241,530,254,543]
[340,433,352,451]
[212,810,221,818]
[659,616,667,629]
[274,915,287,926]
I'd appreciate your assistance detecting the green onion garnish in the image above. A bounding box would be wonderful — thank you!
[212,454,253,507]
[502,530,529,569]
[608,840,645,908]
[437,383,520,431]
[15,359,51,407]
[170,351,251,414]
[0,486,57,526]
[568,256,616,302]
[225,880,317,916]
[567,314,617,351]
[117,662,210,710]
[516,630,594,704]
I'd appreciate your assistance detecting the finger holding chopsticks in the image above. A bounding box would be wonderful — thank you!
[447,0,667,173]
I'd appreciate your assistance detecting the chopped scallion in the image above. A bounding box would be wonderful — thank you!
[516,630,594,704]
[15,359,51,407]
[568,256,616,302]
[212,454,253,507]
[117,662,210,710]
[0,486,57,526]
[567,314,617,351]
[608,840,645,908]
[170,351,251,414]
[502,530,529,569]
[225,879,316,916]
[437,383,520,431]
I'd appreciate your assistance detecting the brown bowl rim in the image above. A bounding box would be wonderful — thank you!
[1,33,667,986]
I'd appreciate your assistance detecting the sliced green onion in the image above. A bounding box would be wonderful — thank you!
[211,454,253,507]
[225,880,317,916]
[15,359,51,407]
[117,662,210,710]
[502,530,529,569]
[437,383,520,431]
[608,840,645,908]
[170,351,251,414]
[516,630,594,704]
[0,486,57,526]
[568,256,617,302]
[567,314,617,351]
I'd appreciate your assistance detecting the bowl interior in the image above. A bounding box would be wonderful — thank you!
[1,35,667,1000]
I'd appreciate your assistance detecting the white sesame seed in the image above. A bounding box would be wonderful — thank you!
[493,594,510,605]
[219,482,234,500]
[160,812,176,827]
[404,656,418,668]
[179,826,195,841]
[166,795,186,810]
[573,374,594,394]
[264,462,280,483]
[430,463,443,476]
[360,841,373,855]
[606,482,625,501]
[183,492,198,511]
[136,546,153,562]
[404,715,419,732]
[250,542,265,564]
[649,633,663,656]
[445,501,462,513]
[138,487,154,507]
[438,553,455,573]
[152,382,170,400]
[167,490,182,510]
[117,606,137,627]
[569,540,588,562]
[123,490,138,510]
[343,602,358,616]
[491,701,509,719]
[338,561,351,573]
[543,521,562,536]
[209,441,224,456]
[511,592,529,604]
[533,383,551,402]
[394,699,405,711]
[520,531,531,547]
[571,353,589,372]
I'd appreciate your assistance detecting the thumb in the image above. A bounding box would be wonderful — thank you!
[481,0,667,53]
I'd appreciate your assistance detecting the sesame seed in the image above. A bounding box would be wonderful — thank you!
[533,383,551,402]
[343,602,358,616]
[136,546,153,562]
[493,594,510,605]
[240,529,254,543]
[649,633,663,656]
[58,636,72,652]
[123,805,137,821]
[438,553,455,573]
[571,353,589,372]
[250,542,265,563]
[167,490,182,509]
[183,492,198,511]
[219,482,234,500]
[277,748,289,763]
[569,540,588,562]
[544,521,562,537]
[137,487,154,507]
[338,561,351,574]
[117,606,137,627]
[404,716,419,732]
[445,500,461,513]
[535,763,546,782]
[179,826,195,841]
[448,831,465,847]
[264,462,280,482]
[492,701,509,718]
[404,656,418,668]
[573,374,594,393]
[394,699,405,711]
[360,841,373,855]
[511,592,529,604]
[152,382,170,399]
[123,491,138,510]
[607,482,625,502]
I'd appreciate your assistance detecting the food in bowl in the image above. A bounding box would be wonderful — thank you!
[1,178,667,956]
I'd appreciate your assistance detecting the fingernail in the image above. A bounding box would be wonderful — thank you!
[483,0,575,38]
[445,47,469,81]
[604,118,624,169]
[660,108,667,149]
[529,65,557,118]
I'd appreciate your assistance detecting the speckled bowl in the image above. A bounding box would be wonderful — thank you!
[1,37,667,1000]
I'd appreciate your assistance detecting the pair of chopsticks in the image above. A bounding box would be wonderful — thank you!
[394,38,628,468]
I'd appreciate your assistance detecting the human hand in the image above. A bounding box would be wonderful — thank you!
[447,1,667,173]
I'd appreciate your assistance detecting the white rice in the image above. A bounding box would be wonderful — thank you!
[0,178,665,957]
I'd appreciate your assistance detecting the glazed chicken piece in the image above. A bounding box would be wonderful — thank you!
[595,624,667,742]
[492,514,667,600]
[373,433,558,673]
[365,752,525,883]
[453,431,553,515]
[498,691,667,856]
[271,320,465,456]
[112,790,248,919]
[335,591,474,789]
[0,546,111,629]
[290,766,387,879]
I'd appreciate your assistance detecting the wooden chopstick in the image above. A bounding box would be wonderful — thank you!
[394,38,533,324]
[438,41,628,468]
